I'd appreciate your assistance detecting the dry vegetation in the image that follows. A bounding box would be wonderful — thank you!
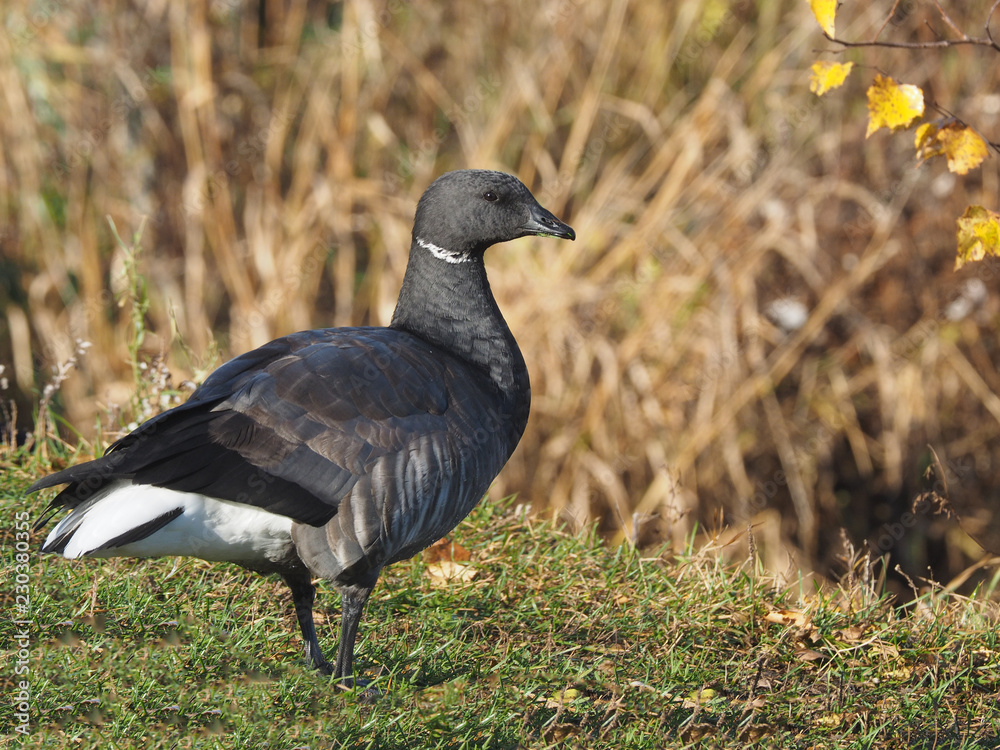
[2,0,1000,587]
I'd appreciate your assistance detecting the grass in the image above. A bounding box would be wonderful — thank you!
[2,3,1000,742]
[4,0,1000,586]
[2,462,999,748]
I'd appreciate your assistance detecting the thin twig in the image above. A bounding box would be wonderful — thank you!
[927,445,950,501]
[988,0,1000,48]
[824,30,1000,51]
[934,1,966,40]
[874,0,904,42]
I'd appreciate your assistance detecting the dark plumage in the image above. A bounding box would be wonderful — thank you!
[30,169,574,687]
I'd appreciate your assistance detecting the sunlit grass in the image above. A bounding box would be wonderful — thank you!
[3,469,998,748]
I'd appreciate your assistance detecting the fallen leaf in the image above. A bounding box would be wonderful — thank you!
[544,688,584,709]
[423,537,471,564]
[682,688,721,708]
[680,724,717,742]
[835,626,865,642]
[544,724,579,742]
[425,561,477,586]
[740,724,779,742]
[815,712,843,728]
[868,641,900,659]
[795,648,827,662]
[883,665,913,680]
[764,609,811,628]
[629,680,658,692]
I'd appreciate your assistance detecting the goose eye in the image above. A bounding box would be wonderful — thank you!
[483,191,498,202]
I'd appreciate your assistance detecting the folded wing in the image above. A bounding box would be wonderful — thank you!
[31,328,455,527]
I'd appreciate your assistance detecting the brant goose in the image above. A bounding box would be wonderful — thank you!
[31,169,575,687]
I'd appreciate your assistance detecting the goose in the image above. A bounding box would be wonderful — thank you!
[30,169,575,688]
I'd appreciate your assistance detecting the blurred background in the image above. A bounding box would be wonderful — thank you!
[2,0,999,596]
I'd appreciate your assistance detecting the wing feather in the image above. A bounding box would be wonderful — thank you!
[32,328,464,527]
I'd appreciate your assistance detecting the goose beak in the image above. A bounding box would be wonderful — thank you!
[522,204,576,241]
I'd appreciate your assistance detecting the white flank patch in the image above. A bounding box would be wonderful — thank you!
[46,481,294,565]
[416,237,469,264]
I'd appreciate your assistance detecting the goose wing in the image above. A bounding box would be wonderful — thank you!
[31,328,463,527]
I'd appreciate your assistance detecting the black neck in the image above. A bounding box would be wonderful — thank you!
[390,244,530,405]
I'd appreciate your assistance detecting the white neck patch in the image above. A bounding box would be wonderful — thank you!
[417,237,470,264]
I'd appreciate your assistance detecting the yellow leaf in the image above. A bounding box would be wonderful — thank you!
[883,665,913,680]
[543,687,584,709]
[682,688,720,708]
[816,712,844,728]
[915,122,947,161]
[916,120,989,175]
[942,127,988,175]
[810,61,854,96]
[955,205,1000,270]
[554,688,580,701]
[809,0,837,36]
[866,75,925,137]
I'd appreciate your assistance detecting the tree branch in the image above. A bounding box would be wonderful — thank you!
[988,0,1000,49]
[933,1,965,41]
[873,0,904,42]
[824,30,1000,52]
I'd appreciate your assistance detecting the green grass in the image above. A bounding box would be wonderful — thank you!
[1,464,999,749]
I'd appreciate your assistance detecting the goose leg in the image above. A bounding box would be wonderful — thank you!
[334,585,373,687]
[281,571,332,674]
